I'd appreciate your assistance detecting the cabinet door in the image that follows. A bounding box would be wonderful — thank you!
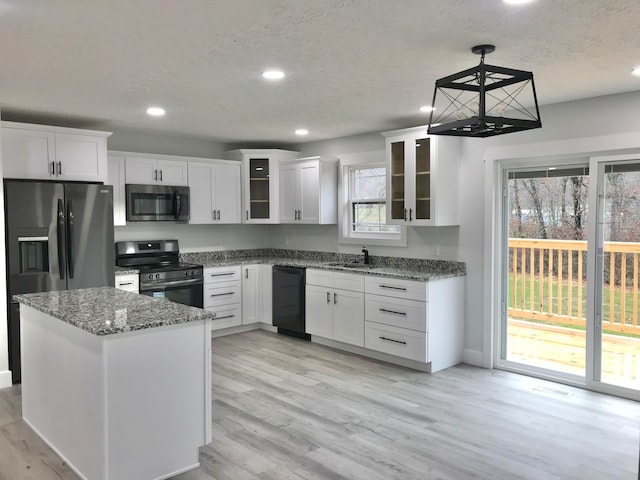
[241,265,260,325]
[244,157,273,223]
[55,133,104,182]
[157,159,188,186]
[213,164,241,224]
[411,137,432,223]
[387,138,407,224]
[1,128,55,179]
[305,285,333,338]
[125,157,157,184]
[188,164,214,224]
[107,156,127,226]
[299,161,320,223]
[333,289,364,347]
[279,164,298,223]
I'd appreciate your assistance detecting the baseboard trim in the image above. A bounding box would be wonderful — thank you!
[0,370,12,389]
[462,348,485,367]
[211,323,275,338]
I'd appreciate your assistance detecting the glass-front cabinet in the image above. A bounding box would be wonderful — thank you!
[225,149,299,223]
[384,126,460,226]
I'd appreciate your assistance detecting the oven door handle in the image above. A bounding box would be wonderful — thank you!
[140,277,203,290]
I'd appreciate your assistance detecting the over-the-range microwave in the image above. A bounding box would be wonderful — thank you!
[125,184,190,221]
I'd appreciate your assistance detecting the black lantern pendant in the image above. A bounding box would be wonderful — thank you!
[428,45,541,137]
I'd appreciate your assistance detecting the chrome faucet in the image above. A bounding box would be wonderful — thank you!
[362,246,370,265]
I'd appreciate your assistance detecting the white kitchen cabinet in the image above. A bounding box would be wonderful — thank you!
[107,155,126,226]
[114,274,139,293]
[279,156,338,224]
[260,265,273,325]
[225,149,298,224]
[364,275,464,372]
[204,266,242,330]
[241,265,260,325]
[382,125,460,226]
[188,161,241,224]
[305,269,365,347]
[2,122,110,183]
[125,156,188,186]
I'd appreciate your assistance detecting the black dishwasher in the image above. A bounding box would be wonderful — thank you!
[272,266,310,340]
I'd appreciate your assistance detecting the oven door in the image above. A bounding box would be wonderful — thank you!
[126,184,190,221]
[140,278,203,308]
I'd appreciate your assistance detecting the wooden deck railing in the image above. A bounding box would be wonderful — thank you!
[509,238,640,335]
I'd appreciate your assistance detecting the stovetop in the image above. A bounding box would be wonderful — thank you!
[137,262,202,274]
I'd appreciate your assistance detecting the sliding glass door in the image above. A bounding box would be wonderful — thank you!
[501,165,589,382]
[499,157,640,399]
[592,160,640,393]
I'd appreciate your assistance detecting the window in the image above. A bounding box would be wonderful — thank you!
[339,161,406,246]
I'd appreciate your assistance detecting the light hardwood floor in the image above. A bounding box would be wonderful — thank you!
[0,330,638,479]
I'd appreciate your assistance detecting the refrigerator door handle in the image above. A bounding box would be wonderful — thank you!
[56,199,66,280]
[66,200,75,279]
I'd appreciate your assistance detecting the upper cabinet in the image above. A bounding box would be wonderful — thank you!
[279,156,338,224]
[188,161,241,224]
[1,121,111,183]
[125,156,188,186]
[382,126,460,226]
[225,149,298,224]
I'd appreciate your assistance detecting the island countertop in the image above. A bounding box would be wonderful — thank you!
[14,286,215,336]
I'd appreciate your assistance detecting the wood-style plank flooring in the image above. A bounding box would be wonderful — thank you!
[201,330,639,480]
[0,330,638,479]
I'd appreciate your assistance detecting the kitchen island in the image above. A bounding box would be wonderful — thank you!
[14,287,214,480]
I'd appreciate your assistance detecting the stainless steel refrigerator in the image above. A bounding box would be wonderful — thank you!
[4,180,115,383]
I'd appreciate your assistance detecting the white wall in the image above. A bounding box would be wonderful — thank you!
[0,108,10,388]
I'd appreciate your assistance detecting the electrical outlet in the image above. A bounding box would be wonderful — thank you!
[431,244,440,257]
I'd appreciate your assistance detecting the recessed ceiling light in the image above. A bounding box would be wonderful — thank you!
[420,106,435,113]
[262,70,285,80]
[295,129,309,136]
[146,106,166,117]
[503,0,535,4]
[632,66,640,77]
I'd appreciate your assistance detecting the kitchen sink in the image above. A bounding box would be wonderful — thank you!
[324,262,371,269]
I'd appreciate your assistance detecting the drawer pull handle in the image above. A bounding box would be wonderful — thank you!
[379,285,407,291]
[326,292,330,304]
[379,336,407,345]
[214,314,235,320]
[210,272,235,277]
[334,292,337,304]
[210,292,235,297]
[118,282,133,286]
[379,308,406,316]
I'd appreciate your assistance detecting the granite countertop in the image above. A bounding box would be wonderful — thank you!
[181,248,467,282]
[14,287,216,336]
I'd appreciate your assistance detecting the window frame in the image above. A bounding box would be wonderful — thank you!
[338,154,406,247]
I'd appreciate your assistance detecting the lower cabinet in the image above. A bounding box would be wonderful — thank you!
[364,275,464,373]
[305,269,365,347]
[241,264,273,325]
[204,266,242,331]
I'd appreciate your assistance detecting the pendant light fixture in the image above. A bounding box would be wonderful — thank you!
[428,45,541,137]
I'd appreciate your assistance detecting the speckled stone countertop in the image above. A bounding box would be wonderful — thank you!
[14,287,216,336]
[177,248,466,282]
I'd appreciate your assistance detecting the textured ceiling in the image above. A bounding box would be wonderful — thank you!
[0,0,639,145]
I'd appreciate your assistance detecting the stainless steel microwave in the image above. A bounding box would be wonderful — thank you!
[125,184,190,221]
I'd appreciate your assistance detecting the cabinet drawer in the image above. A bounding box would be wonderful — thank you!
[204,266,241,283]
[365,295,426,332]
[307,268,364,291]
[365,321,427,362]
[207,304,242,331]
[115,274,139,293]
[364,276,427,301]
[203,281,241,307]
